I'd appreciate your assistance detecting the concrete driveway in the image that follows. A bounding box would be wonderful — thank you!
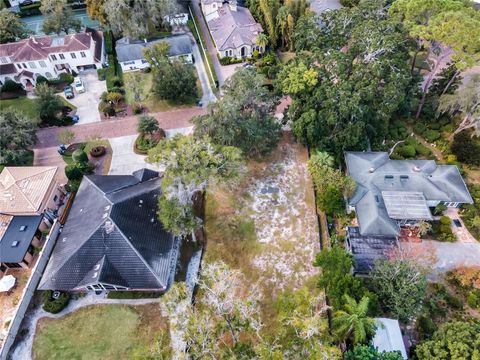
[108,127,193,175]
[410,240,480,280]
[60,70,106,125]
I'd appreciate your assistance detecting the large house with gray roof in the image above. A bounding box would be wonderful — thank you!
[345,152,473,237]
[115,34,193,73]
[201,0,264,59]
[344,151,473,274]
[39,169,180,292]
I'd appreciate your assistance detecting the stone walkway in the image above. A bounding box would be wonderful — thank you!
[9,293,162,360]
[34,107,205,149]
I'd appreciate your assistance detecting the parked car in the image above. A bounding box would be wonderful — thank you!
[63,85,74,99]
[74,77,85,93]
[72,115,79,124]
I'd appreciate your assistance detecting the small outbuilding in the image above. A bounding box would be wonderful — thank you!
[373,318,408,359]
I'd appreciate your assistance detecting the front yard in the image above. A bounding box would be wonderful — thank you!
[123,71,202,113]
[204,134,320,332]
[0,97,76,122]
[33,303,169,360]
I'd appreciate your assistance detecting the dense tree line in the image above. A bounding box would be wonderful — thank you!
[281,0,418,157]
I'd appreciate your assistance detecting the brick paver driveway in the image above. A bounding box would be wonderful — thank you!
[34,108,205,149]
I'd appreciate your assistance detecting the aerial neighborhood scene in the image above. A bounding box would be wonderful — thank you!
[0,0,480,358]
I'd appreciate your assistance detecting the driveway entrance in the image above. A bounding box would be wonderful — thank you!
[60,70,106,124]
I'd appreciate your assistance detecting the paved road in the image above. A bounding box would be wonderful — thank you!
[190,1,225,87]
[192,42,217,106]
[34,108,205,149]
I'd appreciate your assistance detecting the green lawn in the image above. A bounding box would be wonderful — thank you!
[33,304,169,360]
[123,72,200,113]
[0,96,76,121]
[0,97,38,119]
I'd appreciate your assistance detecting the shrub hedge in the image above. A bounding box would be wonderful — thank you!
[43,291,70,314]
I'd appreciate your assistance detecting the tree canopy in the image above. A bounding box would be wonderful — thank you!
[193,68,281,158]
[34,83,64,122]
[143,42,198,103]
[370,259,427,322]
[415,321,480,360]
[0,109,37,166]
[40,0,81,35]
[345,345,404,360]
[147,135,243,236]
[281,1,417,156]
[0,9,30,44]
[90,0,179,39]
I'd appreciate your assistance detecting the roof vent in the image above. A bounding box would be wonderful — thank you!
[11,241,19,247]
[92,272,98,278]
[105,220,115,234]
[400,175,409,180]
[94,264,100,271]
[369,167,375,173]
[385,175,394,180]
[413,166,421,172]
[19,225,27,232]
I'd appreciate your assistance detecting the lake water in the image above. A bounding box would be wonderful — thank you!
[22,9,100,35]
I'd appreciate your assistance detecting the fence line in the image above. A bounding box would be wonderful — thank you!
[0,220,62,360]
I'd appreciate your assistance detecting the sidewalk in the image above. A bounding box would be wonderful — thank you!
[34,107,205,149]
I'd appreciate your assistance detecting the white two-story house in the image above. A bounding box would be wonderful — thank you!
[0,28,105,89]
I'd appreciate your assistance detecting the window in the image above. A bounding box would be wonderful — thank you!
[17,64,22,70]
[53,195,58,202]
[141,59,148,64]
[80,51,86,58]
[22,63,27,69]
[39,60,47,68]
[70,53,76,59]
[29,62,37,69]
[51,54,57,61]
[0,57,7,64]
[45,72,52,79]
[59,54,65,60]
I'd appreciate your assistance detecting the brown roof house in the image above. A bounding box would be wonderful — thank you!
[201,0,264,59]
[0,28,105,88]
[0,167,65,275]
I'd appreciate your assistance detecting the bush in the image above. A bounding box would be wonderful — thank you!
[97,68,107,81]
[109,86,125,95]
[415,122,427,135]
[132,103,143,114]
[444,293,463,310]
[218,56,244,65]
[48,72,74,86]
[99,101,115,116]
[424,129,441,142]
[143,67,152,73]
[417,315,437,340]
[451,132,480,166]
[42,291,70,314]
[65,163,84,180]
[0,80,23,93]
[414,142,431,156]
[398,144,416,158]
[35,75,48,84]
[65,179,81,192]
[72,149,88,163]
[467,291,478,308]
[112,77,123,87]
[439,216,451,226]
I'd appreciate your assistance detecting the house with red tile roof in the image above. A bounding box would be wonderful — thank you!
[0,28,105,88]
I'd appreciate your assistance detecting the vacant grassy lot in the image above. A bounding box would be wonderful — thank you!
[123,71,201,113]
[33,303,169,360]
[204,133,320,332]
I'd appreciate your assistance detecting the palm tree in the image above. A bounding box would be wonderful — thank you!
[255,33,269,52]
[333,295,376,347]
[416,220,432,237]
[311,150,334,168]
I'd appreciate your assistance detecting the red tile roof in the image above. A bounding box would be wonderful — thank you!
[0,30,102,63]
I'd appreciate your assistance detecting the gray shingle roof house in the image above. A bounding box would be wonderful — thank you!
[115,34,193,73]
[201,0,264,59]
[39,169,180,292]
[345,152,473,237]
